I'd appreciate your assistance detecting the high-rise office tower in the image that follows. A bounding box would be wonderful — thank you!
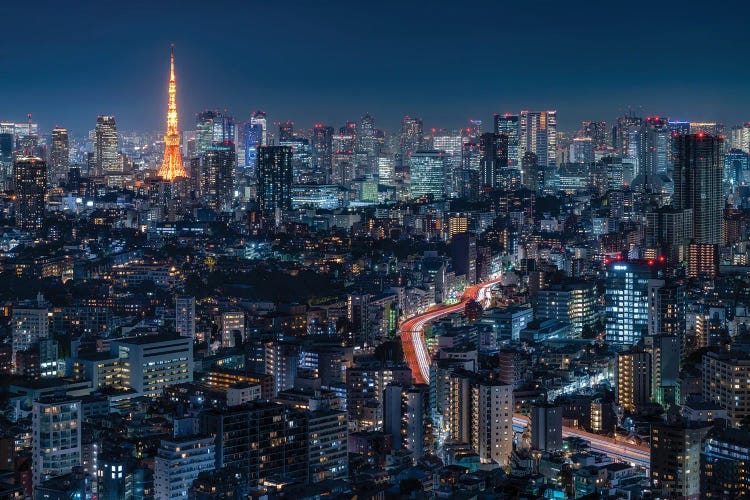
[494,114,520,166]
[0,130,12,188]
[195,111,233,156]
[157,47,188,181]
[615,114,643,158]
[432,130,464,171]
[250,111,267,147]
[257,145,293,211]
[521,152,539,191]
[581,120,608,148]
[312,124,334,179]
[479,133,509,189]
[49,127,69,182]
[569,137,594,164]
[530,404,562,452]
[244,120,263,175]
[280,137,314,184]
[673,133,723,245]
[650,421,711,499]
[279,120,295,141]
[668,120,691,137]
[175,296,195,339]
[94,115,119,175]
[690,122,723,136]
[13,156,46,230]
[409,150,445,199]
[729,122,750,153]
[32,397,82,488]
[615,348,651,413]
[357,113,376,157]
[724,148,750,186]
[400,116,423,164]
[201,143,236,211]
[605,260,658,349]
[519,110,557,168]
[640,116,670,188]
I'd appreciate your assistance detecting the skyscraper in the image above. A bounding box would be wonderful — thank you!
[672,133,723,245]
[257,145,293,211]
[494,114,520,166]
[479,133,508,189]
[279,120,295,140]
[49,127,69,182]
[521,152,539,191]
[400,116,423,164]
[640,116,670,188]
[581,120,608,148]
[244,120,263,175]
[312,124,334,180]
[157,47,188,181]
[250,111,267,147]
[196,111,219,157]
[357,113,376,158]
[520,110,557,168]
[409,150,445,200]
[13,156,46,230]
[94,115,119,175]
[201,143,236,211]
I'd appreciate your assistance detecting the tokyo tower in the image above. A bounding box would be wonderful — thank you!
[157,46,188,180]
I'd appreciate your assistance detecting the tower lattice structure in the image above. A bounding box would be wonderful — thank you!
[157,46,188,180]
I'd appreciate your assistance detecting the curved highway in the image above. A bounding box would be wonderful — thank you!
[399,277,502,384]
[398,277,651,471]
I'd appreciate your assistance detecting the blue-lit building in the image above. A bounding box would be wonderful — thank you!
[724,148,749,187]
[409,150,446,200]
[605,260,661,349]
[244,121,263,175]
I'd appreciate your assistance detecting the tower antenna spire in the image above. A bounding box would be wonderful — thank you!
[157,45,188,180]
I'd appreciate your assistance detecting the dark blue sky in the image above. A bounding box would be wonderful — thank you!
[3,0,750,136]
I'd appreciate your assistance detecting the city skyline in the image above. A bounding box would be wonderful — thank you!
[3,0,750,134]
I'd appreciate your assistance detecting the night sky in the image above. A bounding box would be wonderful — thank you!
[3,0,750,136]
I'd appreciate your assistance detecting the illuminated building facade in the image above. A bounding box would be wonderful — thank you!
[257,145,293,211]
[13,156,46,230]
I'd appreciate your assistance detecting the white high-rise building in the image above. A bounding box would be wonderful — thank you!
[472,381,513,465]
[33,397,82,488]
[155,435,215,499]
[520,110,557,168]
[12,299,49,370]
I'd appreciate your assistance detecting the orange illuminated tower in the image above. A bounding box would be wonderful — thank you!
[157,46,188,180]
